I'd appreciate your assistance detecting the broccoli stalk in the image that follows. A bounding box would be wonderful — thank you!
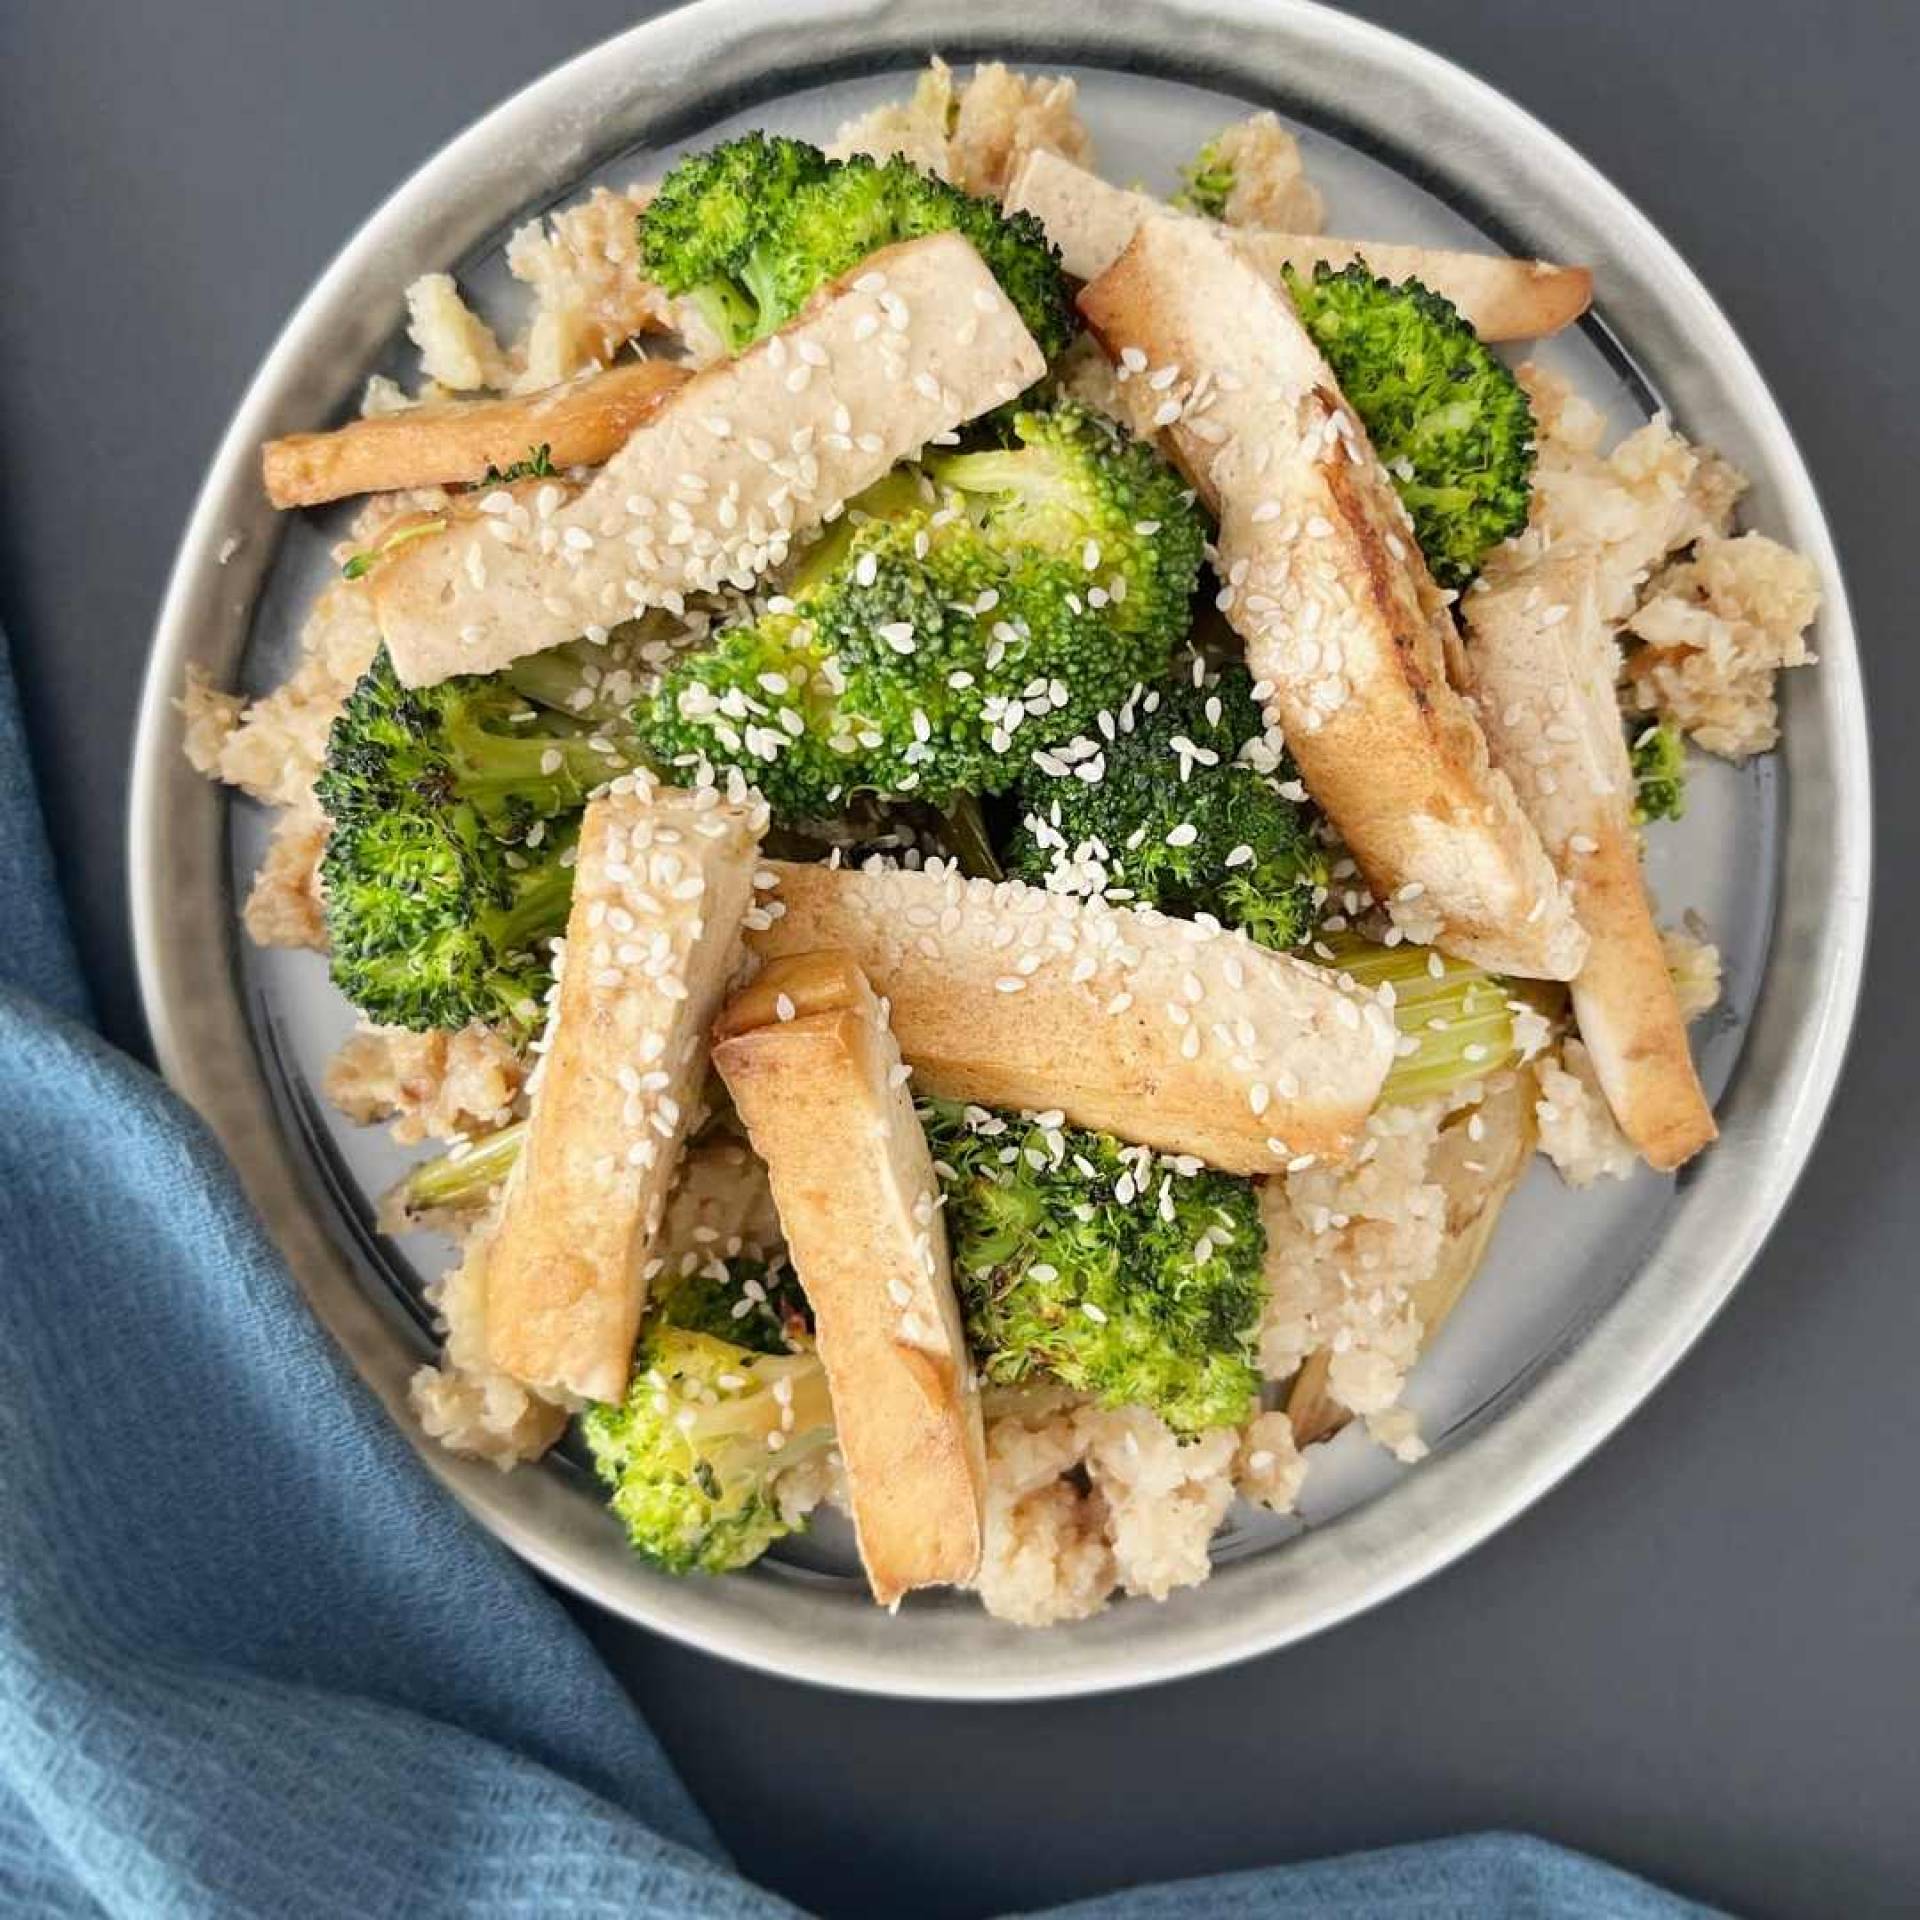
[387,1118,527,1226]
[634,398,1206,819]
[1321,937,1547,1104]
[638,136,1073,359]
[582,1325,834,1575]
[1631,722,1688,824]
[924,1101,1266,1435]
[1283,263,1536,588]
[1004,661,1325,949]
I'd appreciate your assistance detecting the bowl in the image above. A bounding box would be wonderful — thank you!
[129,0,1869,1698]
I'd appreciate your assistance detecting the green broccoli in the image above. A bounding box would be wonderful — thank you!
[1170,135,1237,220]
[1004,661,1326,949]
[317,646,625,841]
[385,1118,527,1229]
[316,647,636,1033]
[1630,722,1688,824]
[638,136,1073,358]
[649,1252,809,1358]
[320,803,574,1035]
[582,1324,834,1575]
[633,398,1206,819]
[1284,262,1536,588]
[924,1101,1265,1435]
[1319,936,1548,1104]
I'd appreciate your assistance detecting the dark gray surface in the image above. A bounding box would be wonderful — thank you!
[2,2,1913,1914]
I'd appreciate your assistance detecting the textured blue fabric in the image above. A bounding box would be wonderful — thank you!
[0,635,1714,1918]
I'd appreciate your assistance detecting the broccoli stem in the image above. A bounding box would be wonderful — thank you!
[448,726,630,826]
[938,792,1004,880]
[491,854,578,958]
[1322,937,1544,1103]
[392,1120,527,1221]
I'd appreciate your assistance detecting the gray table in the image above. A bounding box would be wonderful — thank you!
[3,3,1913,1914]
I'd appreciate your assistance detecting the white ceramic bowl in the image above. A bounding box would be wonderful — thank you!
[130,0,1869,1698]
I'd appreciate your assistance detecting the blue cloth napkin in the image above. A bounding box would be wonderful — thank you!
[0,637,1715,1918]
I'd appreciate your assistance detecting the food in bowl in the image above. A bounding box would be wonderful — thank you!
[182,60,1818,1625]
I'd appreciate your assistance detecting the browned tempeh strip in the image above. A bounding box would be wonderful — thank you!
[1005,150,1592,340]
[482,779,767,1405]
[746,862,1395,1174]
[1463,553,1716,1169]
[261,360,690,508]
[1078,214,1585,981]
[713,950,984,1607]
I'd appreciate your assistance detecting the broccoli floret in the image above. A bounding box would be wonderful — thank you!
[582,1325,834,1575]
[650,1253,809,1358]
[924,1102,1265,1435]
[320,803,574,1035]
[1005,661,1326,949]
[634,399,1205,819]
[638,137,1072,358]
[1631,722,1688,824]
[1170,136,1236,220]
[318,647,624,840]
[316,648,635,1032]
[1284,263,1536,588]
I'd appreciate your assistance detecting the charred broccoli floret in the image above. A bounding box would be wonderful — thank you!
[1284,262,1536,588]
[638,136,1073,358]
[317,646,622,841]
[582,1323,834,1575]
[319,801,575,1036]
[924,1101,1265,1435]
[1004,660,1325,949]
[1631,721,1688,824]
[315,647,636,1033]
[634,399,1206,818]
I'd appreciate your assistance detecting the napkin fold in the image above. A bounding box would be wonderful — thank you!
[0,638,1711,1918]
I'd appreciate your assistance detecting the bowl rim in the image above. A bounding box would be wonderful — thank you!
[128,0,1871,1699]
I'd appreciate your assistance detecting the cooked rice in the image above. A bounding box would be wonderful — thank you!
[1196,111,1324,234]
[1625,533,1820,758]
[323,1022,526,1146]
[241,805,331,951]
[829,58,1096,203]
[506,185,677,390]
[1535,1040,1637,1187]
[1492,363,1745,622]
[405,272,512,393]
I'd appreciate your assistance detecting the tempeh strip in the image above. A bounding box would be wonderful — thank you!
[714,950,985,1607]
[747,861,1395,1174]
[262,360,690,508]
[482,778,767,1404]
[371,233,1048,687]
